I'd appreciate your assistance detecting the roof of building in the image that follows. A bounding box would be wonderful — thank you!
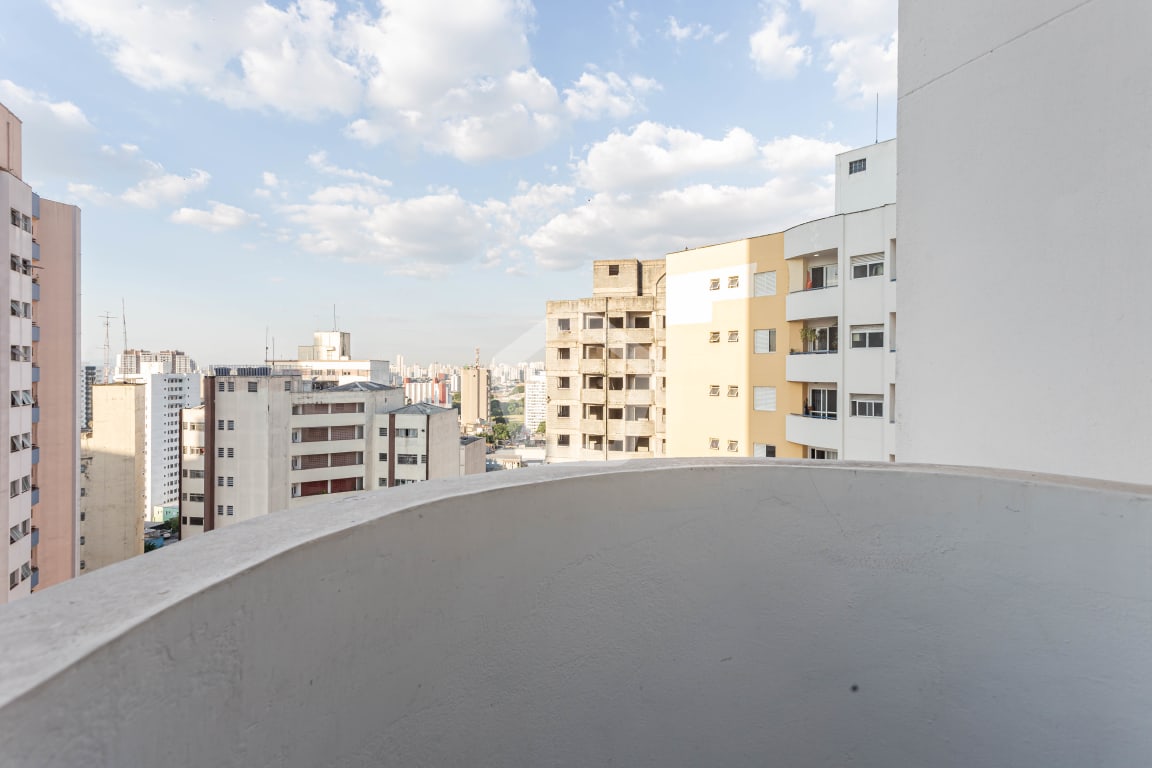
[460,436,484,445]
[327,381,399,392]
[386,402,455,415]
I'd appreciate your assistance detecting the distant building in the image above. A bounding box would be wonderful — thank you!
[1,100,81,602]
[115,349,197,378]
[524,373,547,435]
[80,365,96,431]
[404,377,449,407]
[460,367,490,427]
[545,259,667,462]
[179,374,473,538]
[268,330,390,388]
[79,384,146,572]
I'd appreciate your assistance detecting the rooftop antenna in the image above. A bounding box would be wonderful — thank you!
[98,311,117,383]
[121,298,128,353]
[475,347,480,368]
[265,326,269,363]
[875,93,879,144]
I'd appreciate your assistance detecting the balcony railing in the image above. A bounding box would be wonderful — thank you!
[0,462,1150,766]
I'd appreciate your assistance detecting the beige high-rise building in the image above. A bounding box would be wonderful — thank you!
[79,384,145,572]
[459,366,490,427]
[665,234,802,459]
[545,259,666,462]
[2,101,81,601]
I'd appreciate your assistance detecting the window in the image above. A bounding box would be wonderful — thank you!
[708,438,720,450]
[217,420,225,430]
[397,454,418,464]
[851,253,884,278]
[227,420,235,430]
[728,331,739,343]
[217,447,224,458]
[284,380,292,391]
[217,505,224,515]
[608,264,619,276]
[850,325,884,349]
[753,271,777,297]
[557,318,571,331]
[226,381,235,392]
[607,346,623,360]
[728,275,739,288]
[9,254,18,272]
[217,476,224,487]
[396,428,419,438]
[848,158,866,174]
[753,387,777,412]
[809,448,839,460]
[808,387,838,419]
[379,427,388,437]
[227,448,235,458]
[557,405,570,418]
[630,406,650,421]
[608,377,624,390]
[227,476,234,487]
[709,278,720,290]
[630,314,650,329]
[10,570,19,589]
[421,455,427,464]
[727,440,739,452]
[608,407,623,420]
[753,329,776,354]
[557,347,571,360]
[227,506,234,516]
[709,331,720,343]
[9,209,19,227]
[585,375,604,389]
[189,469,204,478]
[247,381,258,392]
[850,395,884,418]
[557,434,570,446]
[628,375,650,390]
[585,314,604,330]
[804,325,839,353]
[189,493,204,502]
[709,385,720,397]
[217,381,225,392]
[558,376,570,389]
[379,452,388,461]
[805,263,838,290]
[378,478,388,488]
[727,385,739,397]
[753,443,776,458]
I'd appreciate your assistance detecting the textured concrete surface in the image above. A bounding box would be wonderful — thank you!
[0,460,1150,767]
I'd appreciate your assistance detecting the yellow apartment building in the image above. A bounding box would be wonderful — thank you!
[665,235,803,458]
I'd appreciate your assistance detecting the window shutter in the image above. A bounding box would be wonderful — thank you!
[753,271,777,296]
[753,386,777,412]
[753,329,776,354]
[850,253,884,266]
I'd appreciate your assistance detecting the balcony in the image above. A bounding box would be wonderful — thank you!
[30,407,39,425]
[30,485,39,506]
[30,445,39,465]
[29,566,38,589]
[786,285,840,321]
[786,412,842,450]
[29,526,38,548]
[786,351,841,382]
[30,365,39,383]
[30,281,39,302]
[30,323,39,342]
[0,462,1150,766]
[31,241,40,262]
[578,358,606,375]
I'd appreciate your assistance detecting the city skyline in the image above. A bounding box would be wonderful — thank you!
[2,0,897,364]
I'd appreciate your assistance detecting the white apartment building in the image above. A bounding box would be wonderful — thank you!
[545,259,667,462]
[524,373,546,435]
[897,0,1150,484]
[783,139,898,461]
[2,101,81,601]
[269,330,390,388]
[179,374,469,537]
[114,358,202,520]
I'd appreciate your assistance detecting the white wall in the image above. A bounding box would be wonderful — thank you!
[1,461,1151,766]
[835,139,897,215]
[897,0,1152,484]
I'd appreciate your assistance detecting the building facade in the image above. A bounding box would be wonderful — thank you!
[666,234,802,459]
[545,259,667,462]
[459,366,490,427]
[897,0,1150,484]
[79,384,145,572]
[179,375,471,537]
[523,372,546,435]
[2,101,81,602]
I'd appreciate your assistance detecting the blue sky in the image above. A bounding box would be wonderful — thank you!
[0,0,896,366]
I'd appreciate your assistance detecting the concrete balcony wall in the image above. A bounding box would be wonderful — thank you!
[786,286,841,321]
[2,462,1151,767]
[288,412,366,428]
[786,352,842,383]
[786,413,842,451]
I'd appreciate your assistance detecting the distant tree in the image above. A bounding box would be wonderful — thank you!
[535,421,546,434]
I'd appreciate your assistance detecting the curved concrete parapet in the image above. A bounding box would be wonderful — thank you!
[1,460,1151,766]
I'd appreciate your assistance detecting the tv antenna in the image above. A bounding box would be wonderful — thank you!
[98,311,117,383]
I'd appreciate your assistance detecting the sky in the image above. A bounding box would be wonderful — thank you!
[0,0,896,367]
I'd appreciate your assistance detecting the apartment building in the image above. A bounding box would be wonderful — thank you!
[80,364,96,431]
[781,140,897,461]
[79,383,145,572]
[665,234,802,459]
[523,372,546,435]
[179,374,469,537]
[545,259,667,462]
[269,330,390,387]
[460,366,490,427]
[113,355,202,519]
[2,101,81,602]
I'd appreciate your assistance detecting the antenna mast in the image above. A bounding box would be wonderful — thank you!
[121,297,128,353]
[474,347,480,368]
[98,311,117,383]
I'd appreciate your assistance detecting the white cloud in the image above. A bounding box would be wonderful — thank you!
[610,0,643,48]
[0,79,93,129]
[749,5,811,79]
[563,72,659,121]
[170,201,260,231]
[48,0,659,162]
[799,0,897,103]
[66,183,114,205]
[262,171,279,188]
[761,134,850,174]
[574,122,759,191]
[665,17,722,43]
[121,166,211,208]
[306,150,390,186]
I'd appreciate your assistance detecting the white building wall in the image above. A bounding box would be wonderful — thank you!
[523,374,546,434]
[835,139,897,215]
[897,0,1152,484]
